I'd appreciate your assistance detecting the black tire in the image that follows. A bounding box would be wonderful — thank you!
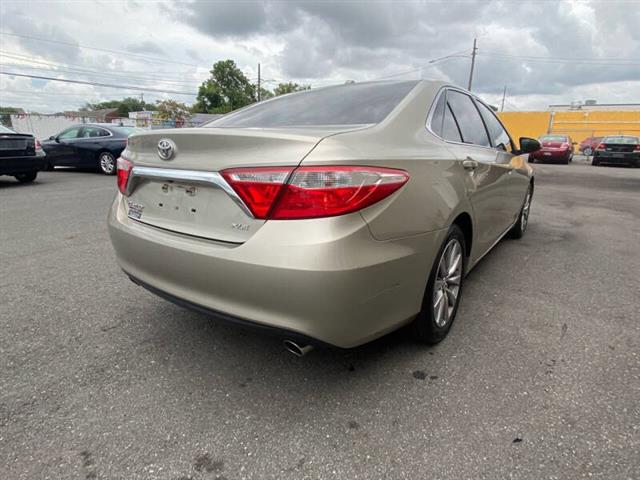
[410,224,466,344]
[97,151,116,175]
[45,161,54,171]
[529,157,535,164]
[15,172,38,183]
[509,185,532,239]
[592,157,600,166]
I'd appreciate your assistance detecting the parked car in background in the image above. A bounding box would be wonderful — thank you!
[41,124,142,175]
[529,134,574,164]
[579,136,603,156]
[0,124,46,183]
[108,80,539,354]
[592,136,640,167]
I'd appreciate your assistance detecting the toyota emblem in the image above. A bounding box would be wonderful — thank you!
[157,138,176,160]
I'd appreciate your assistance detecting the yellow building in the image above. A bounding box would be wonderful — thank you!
[498,110,640,147]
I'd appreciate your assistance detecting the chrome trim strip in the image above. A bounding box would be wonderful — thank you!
[126,166,254,218]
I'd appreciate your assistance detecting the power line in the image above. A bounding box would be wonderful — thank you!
[0,71,198,95]
[479,51,640,66]
[0,60,201,87]
[0,50,201,81]
[0,31,200,67]
[1,88,165,98]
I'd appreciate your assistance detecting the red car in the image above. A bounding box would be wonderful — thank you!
[529,135,574,164]
[579,136,603,156]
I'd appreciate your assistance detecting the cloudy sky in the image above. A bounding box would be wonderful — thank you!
[1,0,639,113]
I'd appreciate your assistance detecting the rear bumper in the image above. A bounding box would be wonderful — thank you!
[108,194,443,348]
[0,155,47,175]
[529,149,571,161]
[593,152,640,166]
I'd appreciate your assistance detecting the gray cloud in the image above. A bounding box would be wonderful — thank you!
[6,10,81,64]
[127,40,165,55]
[176,0,640,97]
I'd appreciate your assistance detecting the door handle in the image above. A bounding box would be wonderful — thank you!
[462,158,478,170]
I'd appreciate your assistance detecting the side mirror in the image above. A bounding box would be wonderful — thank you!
[48,135,55,141]
[519,137,541,154]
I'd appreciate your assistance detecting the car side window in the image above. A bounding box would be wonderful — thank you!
[446,90,491,147]
[80,127,110,138]
[475,101,513,152]
[58,127,82,139]
[430,91,462,143]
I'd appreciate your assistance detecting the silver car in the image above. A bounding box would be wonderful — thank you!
[108,80,539,354]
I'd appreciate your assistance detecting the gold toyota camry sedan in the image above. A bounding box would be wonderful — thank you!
[108,80,539,354]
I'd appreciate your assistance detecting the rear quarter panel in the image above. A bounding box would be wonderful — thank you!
[300,82,472,241]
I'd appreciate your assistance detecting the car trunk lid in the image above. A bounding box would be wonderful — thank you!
[123,126,361,243]
[601,142,637,153]
[0,133,35,158]
[541,141,565,148]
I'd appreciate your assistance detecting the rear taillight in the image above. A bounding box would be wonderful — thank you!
[561,143,570,149]
[635,144,640,151]
[35,139,42,151]
[222,166,409,220]
[596,143,606,150]
[117,157,133,195]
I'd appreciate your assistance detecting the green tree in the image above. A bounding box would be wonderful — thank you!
[194,60,256,113]
[273,82,311,96]
[258,87,274,101]
[155,99,191,121]
[83,97,152,117]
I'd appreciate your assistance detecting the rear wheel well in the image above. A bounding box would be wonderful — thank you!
[452,213,472,258]
[96,149,113,159]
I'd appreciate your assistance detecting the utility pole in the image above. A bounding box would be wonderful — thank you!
[467,38,477,91]
[500,84,507,111]
[257,62,261,102]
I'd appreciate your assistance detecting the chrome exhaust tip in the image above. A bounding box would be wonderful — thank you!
[283,340,314,357]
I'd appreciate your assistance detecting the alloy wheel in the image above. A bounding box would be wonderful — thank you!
[432,238,463,328]
[100,153,115,174]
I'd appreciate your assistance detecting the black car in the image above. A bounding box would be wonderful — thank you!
[41,123,142,175]
[592,136,640,167]
[0,124,47,183]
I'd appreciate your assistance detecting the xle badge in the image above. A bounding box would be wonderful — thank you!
[127,201,144,220]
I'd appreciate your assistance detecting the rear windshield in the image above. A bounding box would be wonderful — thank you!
[539,135,567,142]
[207,81,419,128]
[602,136,639,144]
[110,126,144,135]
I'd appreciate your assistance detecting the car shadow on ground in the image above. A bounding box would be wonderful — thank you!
[118,233,514,417]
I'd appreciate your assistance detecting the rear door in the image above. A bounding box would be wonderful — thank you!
[442,89,514,256]
[475,99,527,224]
[75,126,112,166]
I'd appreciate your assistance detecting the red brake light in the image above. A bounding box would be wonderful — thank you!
[35,139,42,150]
[635,144,640,151]
[117,157,133,195]
[222,166,409,220]
[596,143,606,150]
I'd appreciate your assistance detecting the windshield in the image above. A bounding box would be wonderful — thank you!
[539,135,567,142]
[0,124,16,134]
[207,81,419,128]
[603,136,639,144]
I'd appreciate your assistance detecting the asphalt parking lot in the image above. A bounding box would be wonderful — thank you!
[1,159,639,479]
